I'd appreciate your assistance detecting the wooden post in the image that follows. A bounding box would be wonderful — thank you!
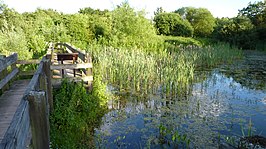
[0,55,9,91]
[43,59,53,112]
[39,73,47,93]
[27,91,50,149]
[73,56,76,77]
[61,58,64,78]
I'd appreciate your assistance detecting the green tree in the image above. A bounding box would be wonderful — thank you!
[79,7,109,16]
[153,12,193,37]
[213,1,266,50]
[175,7,216,37]
[238,1,266,27]
[213,16,256,49]
[238,1,266,49]
[154,7,165,16]
[63,14,94,48]
[111,2,158,48]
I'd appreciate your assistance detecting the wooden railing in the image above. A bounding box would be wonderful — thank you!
[0,54,41,92]
[0,53,18,92]
[0,43,93,148]
[0,55,52,148]
[52,43,93,88]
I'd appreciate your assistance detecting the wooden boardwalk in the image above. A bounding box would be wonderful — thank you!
[0,42,93,148]
[0,80,30,143]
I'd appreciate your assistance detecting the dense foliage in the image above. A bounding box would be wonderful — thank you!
[0,1,265,61]
[154,13,193,37]
[50,76,109,148]
[175,7,216,37]
[0,2,161,59]
[213,1,266,50]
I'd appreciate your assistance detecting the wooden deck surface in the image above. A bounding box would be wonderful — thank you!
[0,80,30,142]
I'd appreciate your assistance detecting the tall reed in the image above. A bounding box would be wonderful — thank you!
[87,43,242,97]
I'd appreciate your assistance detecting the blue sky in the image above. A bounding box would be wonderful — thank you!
[2,0,261,18]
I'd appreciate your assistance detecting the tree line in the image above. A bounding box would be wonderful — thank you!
[154,1,266,50]
[0,1,265,60]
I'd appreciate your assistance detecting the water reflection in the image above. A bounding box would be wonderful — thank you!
[95,52,266,148]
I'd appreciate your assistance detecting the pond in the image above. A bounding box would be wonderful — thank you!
[94,51,266,148]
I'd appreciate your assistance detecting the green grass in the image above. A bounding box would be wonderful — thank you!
[163,36,202,46]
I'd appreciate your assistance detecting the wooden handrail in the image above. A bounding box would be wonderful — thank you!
[16,59,40,65]
[0,53,17,72]
[1,42,92,148]
[0,53,18,90]
[0,55,52,149]
[55,43,88,62]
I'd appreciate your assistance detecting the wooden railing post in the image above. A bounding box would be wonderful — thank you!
[27,91,50,149]
[0,55,9,91]
[43,59,53,112]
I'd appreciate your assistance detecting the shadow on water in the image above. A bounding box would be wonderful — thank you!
[94,51,266,148]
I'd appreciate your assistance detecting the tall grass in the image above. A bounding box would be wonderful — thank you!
[192,43,242,69]
[89,47,194,97]
[87,42,242,97]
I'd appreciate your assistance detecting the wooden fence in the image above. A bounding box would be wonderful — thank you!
[0,54,52,149]
[0,54,40,92]
[0,53,18,92]
[0,43,93,148]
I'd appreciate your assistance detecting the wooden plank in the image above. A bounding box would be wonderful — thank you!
[0,68,19,90]
[27,91,49,149]
[16,59,40,65]
[1,101,30,149]
[15,103,30,148]
[0,53,17,72]
[50,63,93,70]
[0,80,30,148]
[19,70,36,76]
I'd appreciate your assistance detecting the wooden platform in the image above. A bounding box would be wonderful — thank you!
[0,80,30,142]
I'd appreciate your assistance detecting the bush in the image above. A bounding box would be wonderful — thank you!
[154,13,194,37]
[50,76,109,148]
[110,2,158,49]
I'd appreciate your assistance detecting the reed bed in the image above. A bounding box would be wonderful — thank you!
[88,43,242,97]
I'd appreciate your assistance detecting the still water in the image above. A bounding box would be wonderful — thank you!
[95,51,266,148]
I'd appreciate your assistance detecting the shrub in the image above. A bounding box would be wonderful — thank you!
[154,13,193,37]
